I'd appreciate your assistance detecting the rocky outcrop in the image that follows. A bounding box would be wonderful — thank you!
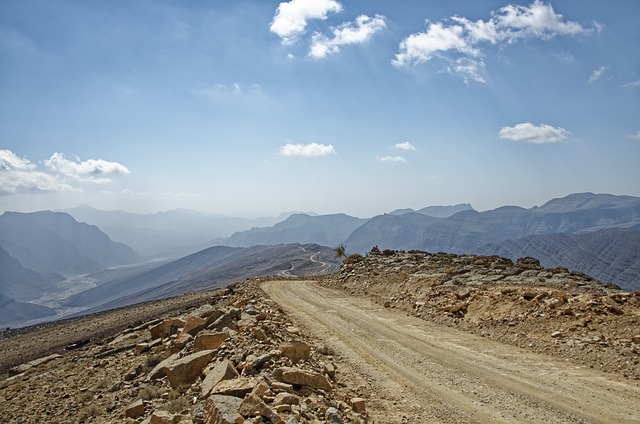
[320,248,640,380]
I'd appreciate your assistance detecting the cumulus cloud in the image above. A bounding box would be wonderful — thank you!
[588,66,607,83]
[393,1,595,82]
[394,142,416,151]
[44,153,130,183]
[0,150,76,195]
[279,142,336,157]
[309,14,386,59]
[499,122,569,144]
[377,156,407,163]
[0,149,130,196]
[270,0,342,44]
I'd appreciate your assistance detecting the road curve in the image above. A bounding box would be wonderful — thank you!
[262,280,640,424]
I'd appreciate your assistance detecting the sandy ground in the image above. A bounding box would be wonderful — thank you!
[262,280,640,423]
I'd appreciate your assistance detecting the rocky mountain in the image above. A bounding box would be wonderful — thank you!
[64,205,301,258]
[0,247,52,302]
[63,243,338,313]
[0,211,140,277]
[224,214,367,248]
[0,292,56,326]
[344,212,440,253]
[390,203,474,217]
[475,228,640,292]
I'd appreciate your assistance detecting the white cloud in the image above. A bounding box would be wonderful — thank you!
[630,131,640,141]
[44,153,130,183]
[588,66,607,83]
[0,150,76,195]
[309,14,386,59]
[0,149,35,171]
[426,175,440,180]
[279,142,336,157]
[394,1,595,82]
[394,142,416,151]
[499,122,569,144]
[621,80,640,88]
[377,156,407,163]
[191,83,262,100]
[270,0,342,44]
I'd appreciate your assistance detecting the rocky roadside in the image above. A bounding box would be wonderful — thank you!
[0,279,368,424]
[318,248,640,381]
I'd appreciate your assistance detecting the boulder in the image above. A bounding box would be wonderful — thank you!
[149,318,186,339]
[183,316,208,336]
[211,377,258,397]
[208,309,240,332]
[273,367,332,391]
[202,360,239,398]
[125,399,145,418]
[194,331,229,352]
[238,393,277,421]
[279,341,311,363]
[272,392,299,406]
[160,350,215,389]
[204,395,243,424]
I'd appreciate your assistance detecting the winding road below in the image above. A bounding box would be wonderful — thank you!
[262,280,640,423]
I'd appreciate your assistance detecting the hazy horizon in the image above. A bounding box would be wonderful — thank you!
[2,1,639,218]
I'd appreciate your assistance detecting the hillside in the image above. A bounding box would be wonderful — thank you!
[225,213,367,248]
[0,246,52,302]
[0,211,139,276]
[475,228,640,292]
[63,243,338,313]
[1,251,639,423]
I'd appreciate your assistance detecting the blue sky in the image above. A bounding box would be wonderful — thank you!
[1,0,639,218]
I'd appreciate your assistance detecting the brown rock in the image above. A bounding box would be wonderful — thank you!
[251,380,270,398]
[183,316,208,336]
[280,341,311,362]
[125,399,145,418]
[202,360,240,397]
[212,377,258,397]
[272,392,299,406]
[194,331,229,352]
[149,318,186,339]
[238,393,277,420]
[350,397,366,413]
[161,350,215,389]
[273,367,332,391]
[271,381,293,393]
[174,333,193,349]
[205,395,243,424]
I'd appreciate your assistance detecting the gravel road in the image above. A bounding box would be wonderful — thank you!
[262,280,640,423]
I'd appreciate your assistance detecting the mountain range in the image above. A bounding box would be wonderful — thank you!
[62,205,308,258]
[1,192,638,328]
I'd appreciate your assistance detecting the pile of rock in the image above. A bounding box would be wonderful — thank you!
[1,280,369,423]
[320,249,640,380]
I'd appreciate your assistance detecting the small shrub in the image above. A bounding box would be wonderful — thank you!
[166,396,191,414]
[140,385,161,400]
[343,254,364,265]
[77,404,101,421]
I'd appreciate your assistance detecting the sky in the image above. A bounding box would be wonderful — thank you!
[1,0,639,218]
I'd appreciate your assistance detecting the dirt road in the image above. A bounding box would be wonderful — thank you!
[262,280,640,423]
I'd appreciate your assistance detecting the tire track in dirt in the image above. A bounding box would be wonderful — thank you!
[262,280,640,423]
